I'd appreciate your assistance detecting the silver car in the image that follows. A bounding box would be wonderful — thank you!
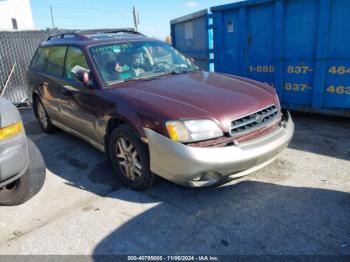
[0,98,45,206]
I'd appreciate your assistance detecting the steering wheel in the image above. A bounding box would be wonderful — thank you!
[152,62,171,73]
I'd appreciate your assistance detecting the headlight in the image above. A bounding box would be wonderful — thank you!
[166,119,223,143]
[0,121,23,140]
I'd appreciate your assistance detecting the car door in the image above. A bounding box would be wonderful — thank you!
[30,46,67,121]
[58,46,100,144]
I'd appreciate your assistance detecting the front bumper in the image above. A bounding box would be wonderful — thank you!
[145,111,294,187]
[0,131,28,188]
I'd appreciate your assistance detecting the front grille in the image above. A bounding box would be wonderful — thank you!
[230,105,279,136]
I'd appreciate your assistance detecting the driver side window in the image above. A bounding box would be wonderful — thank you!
[64,46,90,81]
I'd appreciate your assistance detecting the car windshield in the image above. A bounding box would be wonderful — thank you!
[90,41,199,85]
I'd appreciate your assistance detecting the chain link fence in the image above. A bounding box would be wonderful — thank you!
[0,29,60,104]
[0,28,118,105]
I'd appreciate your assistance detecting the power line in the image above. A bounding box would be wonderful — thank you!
[31,5,139,31]
[34,16,131,21]
[55,25,131,29]
[31,5,129,14]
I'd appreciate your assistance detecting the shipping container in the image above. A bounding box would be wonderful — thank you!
[170,9,210,70]
[171,0,350,117]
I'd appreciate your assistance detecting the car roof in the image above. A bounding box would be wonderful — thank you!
[39,29,159,48]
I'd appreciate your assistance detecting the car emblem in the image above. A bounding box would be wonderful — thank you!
[256,115,263,123]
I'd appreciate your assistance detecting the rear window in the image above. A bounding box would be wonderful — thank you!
[30,46,67,77]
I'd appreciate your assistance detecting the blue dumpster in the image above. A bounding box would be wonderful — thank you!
[171,0,350,117]
[170,9,210,70]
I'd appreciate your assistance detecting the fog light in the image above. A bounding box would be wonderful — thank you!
[193,175,203,182]
[192,172,221,187]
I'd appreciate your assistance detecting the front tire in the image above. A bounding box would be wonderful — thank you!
[0,139,46,206]
[109,125,154,190]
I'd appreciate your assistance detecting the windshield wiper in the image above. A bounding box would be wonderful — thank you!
[107,75,164,86]
[166,68,200,75]
[106,69,200,86]
[107,79,125,85]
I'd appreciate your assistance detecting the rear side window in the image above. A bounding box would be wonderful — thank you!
[64,46,90,80]
[30,47,49,71]
[30,46,67,77]
[45,46,67,77]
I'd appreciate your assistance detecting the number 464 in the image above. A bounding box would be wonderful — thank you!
[328,66,350,75]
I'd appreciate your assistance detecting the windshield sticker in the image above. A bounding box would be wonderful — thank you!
[91,44,133,54]
[71,65,90,74]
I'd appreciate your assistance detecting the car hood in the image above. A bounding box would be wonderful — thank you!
[108,71,280,132]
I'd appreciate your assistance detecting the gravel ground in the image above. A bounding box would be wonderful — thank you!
[0,110,349,256]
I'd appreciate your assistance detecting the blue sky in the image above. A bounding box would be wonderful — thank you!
[30,0,239,39]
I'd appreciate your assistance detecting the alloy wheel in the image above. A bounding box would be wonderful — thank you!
[115,137,143,181]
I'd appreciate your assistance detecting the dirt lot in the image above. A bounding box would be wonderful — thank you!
[0,110,349,255]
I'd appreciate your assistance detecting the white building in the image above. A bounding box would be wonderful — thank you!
[0,0,34,30]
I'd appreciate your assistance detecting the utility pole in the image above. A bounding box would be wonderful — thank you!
[50,6,55,29]
[132,6,139,32]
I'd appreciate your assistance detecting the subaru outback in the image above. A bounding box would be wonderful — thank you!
[27,30,294,190]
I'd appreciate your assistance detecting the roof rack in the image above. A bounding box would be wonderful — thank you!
[104,29,144,35]
[46,29,145,42]
[46,33,89,41]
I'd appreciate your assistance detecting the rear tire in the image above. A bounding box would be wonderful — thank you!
[34,97,57,133]
[0,139,46,206]
[109,125,154,190]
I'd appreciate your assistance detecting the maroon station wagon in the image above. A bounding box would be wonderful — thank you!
[27,30,294,190]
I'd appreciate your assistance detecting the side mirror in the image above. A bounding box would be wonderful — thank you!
[76,70,90,86]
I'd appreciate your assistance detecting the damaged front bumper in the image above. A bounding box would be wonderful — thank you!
[144,111,294,187]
